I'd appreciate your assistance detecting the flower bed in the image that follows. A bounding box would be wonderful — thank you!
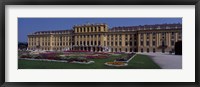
[39,52,62,60]
[67,58,88,63]
[105,62,128,67]
[19,51,117,64]
[113,52,125,54]
[71,61,95,64]
[19,57,94,64]
[18,58,69,63]
[85,55,108,59]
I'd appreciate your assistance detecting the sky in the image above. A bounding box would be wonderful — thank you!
[18,18,182,42]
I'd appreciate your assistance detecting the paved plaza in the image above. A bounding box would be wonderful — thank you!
[138,52,182,69]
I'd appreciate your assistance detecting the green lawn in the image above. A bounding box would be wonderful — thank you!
[18,54,161,69]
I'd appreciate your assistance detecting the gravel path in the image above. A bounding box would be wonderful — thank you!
[138,52,182,69]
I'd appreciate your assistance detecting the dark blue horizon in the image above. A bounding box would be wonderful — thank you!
[18,18,182,42]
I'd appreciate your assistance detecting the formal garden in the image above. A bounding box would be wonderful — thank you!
[18,50,161,69]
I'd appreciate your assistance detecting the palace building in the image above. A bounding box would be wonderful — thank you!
[27,23,182,53]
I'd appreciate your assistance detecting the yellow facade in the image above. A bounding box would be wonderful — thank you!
[28,23,182,53]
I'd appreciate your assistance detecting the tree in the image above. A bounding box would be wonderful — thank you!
[175,41,182,55]
[18,42,28,50]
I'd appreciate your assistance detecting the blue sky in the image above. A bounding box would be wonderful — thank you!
[18,18,182,42]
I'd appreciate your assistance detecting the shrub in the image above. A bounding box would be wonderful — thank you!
[67,58,89,63]
[20,54,32,58]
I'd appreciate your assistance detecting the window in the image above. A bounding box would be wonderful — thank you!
[94,41,97,45]
[125,42,128,46]
[76,28,79,32]
[125,34,128,40]
[153,48,156,53]
[130,41,132,46]
[83,27,85,32]
[153,36,156,39]
[119,41,122,46]
[134,41,137,46]
[115,42,118,46]
[146,41,149,46]
[147,36,149,39]
[153,32,156,36]
[99,27,101,31]
[80,41,82,45]
[119,37,122,40]
[115,48,117,52]
[119,48,121,52]
[125,37,128,40]
[171,36,174,39]
[83,41,85,45]
[98,41,100,45]
[87,41,89,45]
[140,33,143,36]
[141,41,143,46]
[94,27,96,32]
[172,32,174,35]
[179,36,182,39]
[162,32,165,35]
[147,48,149,53]
[153,41,156,46]
[171,40,174,46]
[80,28,82,32]
[178,32,182,36]
[91,41,93,45]
[130,48,132,52]
[141,48,143,52]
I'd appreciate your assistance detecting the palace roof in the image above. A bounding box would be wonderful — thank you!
[109,23,182,32]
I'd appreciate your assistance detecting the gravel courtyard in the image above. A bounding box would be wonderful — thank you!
[138,53,182,69]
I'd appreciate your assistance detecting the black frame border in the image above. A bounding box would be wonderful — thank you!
[0,0,199,87]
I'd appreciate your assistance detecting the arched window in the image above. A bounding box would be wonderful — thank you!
[153,48,156,53]
[147,48,149,53]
